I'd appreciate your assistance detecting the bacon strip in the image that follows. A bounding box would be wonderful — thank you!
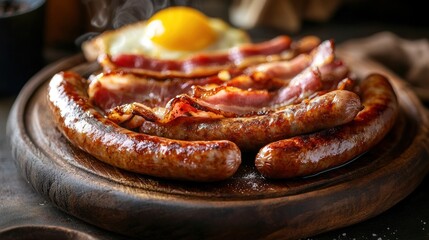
[88,71,283,113]
[190,86,272,115]
[110,36,292,70]
[90,37,355,133]
[105,67,324,125]
[88,72,225,110]
[99,36,321,79]
[107,96,237,129]
[193,67,323,114]
[250,40,335,79]
[90,40,336,114]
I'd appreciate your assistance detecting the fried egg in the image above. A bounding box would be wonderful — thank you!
[83,6,250,61]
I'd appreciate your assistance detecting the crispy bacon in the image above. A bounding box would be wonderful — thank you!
[107,95,236,129]
[99,36,321,79]
[88,72,225,110]
[110,36,292,70]
[106,67,324,126]
[88,71,286,112]
[271,68,322,106]
[190,86,272,114]
[90,36,355,131]
[319,60,350,89]
[249,40,335,79]
[90,39,335,111]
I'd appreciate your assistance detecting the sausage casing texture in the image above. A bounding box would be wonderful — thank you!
[139,89,363,150]
[47,71,241,182]
[255,73,398,179]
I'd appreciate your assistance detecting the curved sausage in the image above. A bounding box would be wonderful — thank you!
[47,71,241,182]
[255,73,398,178]
[139,89,363,150]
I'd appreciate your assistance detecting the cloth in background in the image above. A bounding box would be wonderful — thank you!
[229,0,341,32]
[339,32,429,101]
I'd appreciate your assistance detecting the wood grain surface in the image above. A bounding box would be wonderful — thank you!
[7,53,429,240]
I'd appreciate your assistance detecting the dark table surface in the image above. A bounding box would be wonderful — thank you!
[1,21,429,239]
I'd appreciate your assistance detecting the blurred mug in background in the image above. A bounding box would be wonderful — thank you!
[0,0,45,96]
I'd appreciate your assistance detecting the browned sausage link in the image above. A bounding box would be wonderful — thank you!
[47,71,241,182]
[255,73,398,178]
[140,90,363,150]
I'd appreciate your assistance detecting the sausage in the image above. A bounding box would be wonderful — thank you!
[255,73,398,178]
[139,89,363,150]
[47,71,241,182]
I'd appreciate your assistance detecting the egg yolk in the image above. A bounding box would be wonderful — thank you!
[146,7,218,51]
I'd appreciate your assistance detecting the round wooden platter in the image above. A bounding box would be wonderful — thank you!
[7,53,429,240]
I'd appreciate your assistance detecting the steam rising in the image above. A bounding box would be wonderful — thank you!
[113,0,163,28]
[83,0,196,30]
[82,0,111,29]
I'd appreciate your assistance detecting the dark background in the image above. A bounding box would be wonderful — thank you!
[42,0,429,56]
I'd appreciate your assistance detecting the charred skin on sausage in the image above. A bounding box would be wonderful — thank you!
[255,74,398,179]
[48,71,242,182]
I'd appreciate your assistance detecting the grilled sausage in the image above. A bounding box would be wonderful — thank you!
[139,89,363,150]
[47,71,241,182]
[255,73,398,178]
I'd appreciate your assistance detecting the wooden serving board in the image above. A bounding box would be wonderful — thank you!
[7,53,429,240]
